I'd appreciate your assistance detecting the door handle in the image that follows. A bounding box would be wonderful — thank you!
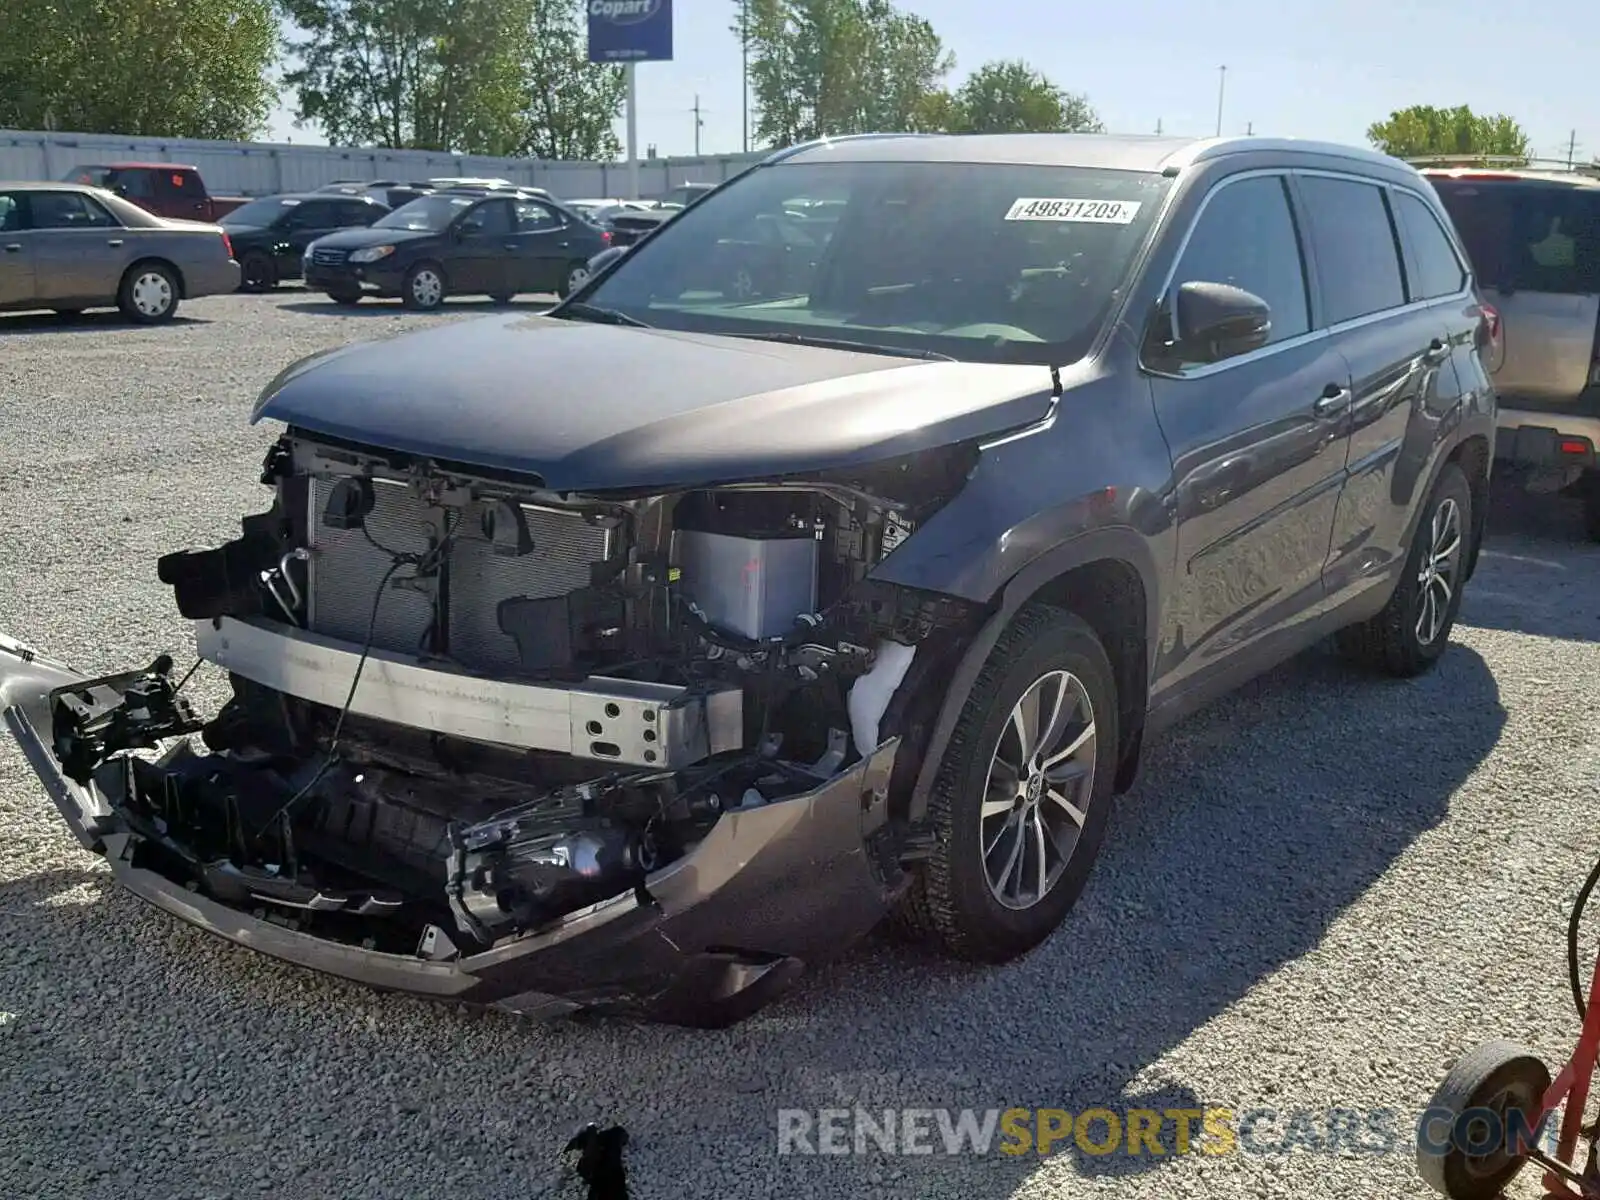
[1424,338,1450,364]
[1312,385,1350,419]
[2,243,19,253]
[558,241,570,249]
[107,238,123,247]
[503,243,517,251]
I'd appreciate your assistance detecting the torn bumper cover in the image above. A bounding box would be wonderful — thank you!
[0,633,900,1025]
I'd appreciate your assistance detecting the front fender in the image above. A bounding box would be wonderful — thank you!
[897,526,1166,826]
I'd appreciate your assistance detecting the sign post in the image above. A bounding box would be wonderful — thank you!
[587,0,675,202]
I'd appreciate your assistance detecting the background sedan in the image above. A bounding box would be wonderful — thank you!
[0,182,238,323]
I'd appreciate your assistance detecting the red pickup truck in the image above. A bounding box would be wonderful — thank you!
[58,162,251,222]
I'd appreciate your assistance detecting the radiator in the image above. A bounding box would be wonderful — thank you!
[306,477,614,672]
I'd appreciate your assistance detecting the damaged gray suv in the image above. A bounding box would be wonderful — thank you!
[0,133,1496,1026]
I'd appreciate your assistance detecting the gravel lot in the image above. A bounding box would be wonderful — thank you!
[2,290,1599,1200]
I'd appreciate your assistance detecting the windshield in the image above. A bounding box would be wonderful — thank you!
[221,197,299,227]
[576,160,1171,364]
[376,194,475,231]
[62,166,114,186]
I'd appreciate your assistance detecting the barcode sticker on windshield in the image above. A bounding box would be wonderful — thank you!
[1004,198,1142,224]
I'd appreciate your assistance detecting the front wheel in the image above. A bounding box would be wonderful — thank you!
[239,252,276,292]
[402,263,446,310]
[117,262,180,324]
[893,603,1118,963]
[1416,1040,1550,1200]
[1335,462,1473,677]
[325,289,362,306]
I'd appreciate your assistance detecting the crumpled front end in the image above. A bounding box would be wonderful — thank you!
[0,430,983,1025]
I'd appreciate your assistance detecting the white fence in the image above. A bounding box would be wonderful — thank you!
[0,129,770,201]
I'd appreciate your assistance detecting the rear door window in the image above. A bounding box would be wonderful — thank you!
[1170,173,1311,346]
[1294,175,1408,325]
[1392,189,1467,299]
[170,170,207,199]
[335,200,377,226]
[27,191,117,229]
[1431,180,1600,295]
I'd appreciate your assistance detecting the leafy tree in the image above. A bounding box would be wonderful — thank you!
[1366,104,1531,162]
[0,0,278,140]
[736,0,953,147]
[946,60,1103,134]
[278,0,623,157]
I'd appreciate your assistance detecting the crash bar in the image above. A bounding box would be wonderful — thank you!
[193,617,742,768]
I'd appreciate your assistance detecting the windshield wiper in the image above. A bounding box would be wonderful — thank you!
[552,302,652,328]
[722,331,955,361]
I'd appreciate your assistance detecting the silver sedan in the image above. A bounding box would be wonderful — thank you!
[0,182,240,323]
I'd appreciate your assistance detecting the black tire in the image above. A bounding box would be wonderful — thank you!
[325,289,362,306]
[1335,462,1473,677]
[116,261,180,324]
[239,252,276,293]
[51,308,84,317]
[1416,1040,1550,1200]
[892,603,1118,963]
[558,261,590,299]
[489,292,515,305]
[1583,472,1600,543]
[401,262,446,311]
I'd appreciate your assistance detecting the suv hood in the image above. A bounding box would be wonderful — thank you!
[253,314,1056,491]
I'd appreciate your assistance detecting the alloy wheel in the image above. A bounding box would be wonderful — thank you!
[1415,496,1461,645]
[980,669,1097,911]
[728,268,756,299]
[131,271,173,318]
[566,265,589,294]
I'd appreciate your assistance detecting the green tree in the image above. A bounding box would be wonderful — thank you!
[278,0,622,156]
[1366,104,1531,162]
[0,0,278,140]
[944,60,1103,134]
[736,0,953,147]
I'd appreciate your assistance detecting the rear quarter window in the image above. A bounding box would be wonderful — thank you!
[1432,180,1600,295]
[1392,189,1467,299]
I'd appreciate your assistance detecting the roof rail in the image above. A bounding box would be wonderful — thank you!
[1405,154,1600,177]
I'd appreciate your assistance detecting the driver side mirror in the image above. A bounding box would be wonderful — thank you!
[1169,281,1272,364]
[455,219,483,240]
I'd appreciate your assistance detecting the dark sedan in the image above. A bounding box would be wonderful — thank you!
[220,193,390,291]
[302,188,609,309]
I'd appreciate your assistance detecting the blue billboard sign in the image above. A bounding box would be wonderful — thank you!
[587,0,674,64]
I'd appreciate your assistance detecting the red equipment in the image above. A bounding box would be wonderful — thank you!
[1420,859,1600,1198]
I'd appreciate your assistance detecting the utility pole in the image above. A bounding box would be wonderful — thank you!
[1155,118,1163,135]
[692,94,706,157]
[740,0,750,153]
[1569,129,1579,169]
[1246,121,1254,136]
[1215,66,1227,137]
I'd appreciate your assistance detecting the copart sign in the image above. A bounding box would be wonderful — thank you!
[587,0,673,63]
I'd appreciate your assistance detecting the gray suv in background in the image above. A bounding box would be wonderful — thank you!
[1421,163,1600,537]
[0,134,1496,1025]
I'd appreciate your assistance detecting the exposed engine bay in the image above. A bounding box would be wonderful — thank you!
[52,431,979,962]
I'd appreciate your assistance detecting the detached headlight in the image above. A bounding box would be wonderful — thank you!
[348,245,396,264]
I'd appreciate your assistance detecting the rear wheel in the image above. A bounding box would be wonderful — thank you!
[51,308,84,318]
[117,262,180,324]
[1335,462,1472,677]
[558,261,590,298]
[1582,472,1600,542]
[402,263,446,310]
[239,252,276,292]
[489,292,515,305]
[326,289,362,306]
[892,603,1117,963]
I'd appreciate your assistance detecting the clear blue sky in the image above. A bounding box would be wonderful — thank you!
[264,0,1598,163]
